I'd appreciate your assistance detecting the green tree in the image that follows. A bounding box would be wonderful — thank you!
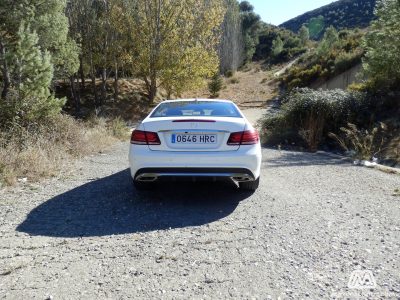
[208,73,223,98]
[317,26,339,56]
[307,15,325,40]
[0,26,64,126]
[299,25,310,46]
[128,0,225,103]
[239,1,261,62]
[219,0,244,73]
[272,36,284,57]
[362,0,400,89]
[0,0,79,99]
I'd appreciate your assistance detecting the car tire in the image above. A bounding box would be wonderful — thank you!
[133,180,152,191]
[239,177,259,191]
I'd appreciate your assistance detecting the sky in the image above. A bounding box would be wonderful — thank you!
[248,0,337,25]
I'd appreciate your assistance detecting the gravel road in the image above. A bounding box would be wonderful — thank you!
[0,111,399,299]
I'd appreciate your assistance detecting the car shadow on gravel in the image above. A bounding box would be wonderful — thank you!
[17,169,251,237]
[264,151,351,167]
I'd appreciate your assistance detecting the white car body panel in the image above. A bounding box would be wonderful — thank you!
[129,99,262,183]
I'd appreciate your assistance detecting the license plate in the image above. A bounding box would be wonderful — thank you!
[171,134,217,144]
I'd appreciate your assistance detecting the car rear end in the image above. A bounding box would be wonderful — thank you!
[129,100,262,190]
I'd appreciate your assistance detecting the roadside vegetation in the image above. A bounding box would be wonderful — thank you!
[282,27,364,90]
[261,0,400,165]
[0,115,127,186]
[0,0,226,186]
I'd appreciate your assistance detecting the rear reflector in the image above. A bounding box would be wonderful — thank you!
[227,130,259,146]
[172,119,216,123]
[131,130,161,145]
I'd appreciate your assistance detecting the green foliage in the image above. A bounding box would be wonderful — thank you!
[239,1,254,12]
[362,0,400,90]
[307,16,325,40]
[282,29,364,89]
[0,0,79,78]
[317,26,339,56]
[260,88,374,150]
[329,122,389,160]
[271,37,284,57]
[0,0,76,126]
[224,70,235,78]
[281,0,376,40]
[240,3,261,62]
[299,25,310,46]
[254,24,307,63]
[219,0,244,73]
[208,73,224,98]
[108,117,129,140]
[128,0,225,102]
[0,26,64,127]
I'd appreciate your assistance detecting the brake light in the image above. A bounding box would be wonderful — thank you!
[131,130,161,145]
[227,130,259,146]
[172,119,216,123]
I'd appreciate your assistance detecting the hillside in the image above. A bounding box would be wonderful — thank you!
[280,0,376,39]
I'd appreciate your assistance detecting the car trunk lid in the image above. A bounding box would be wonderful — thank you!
[143,117,246,152]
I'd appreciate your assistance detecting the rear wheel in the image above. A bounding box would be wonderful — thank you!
[239,177,259,191]
[133,180,153,191]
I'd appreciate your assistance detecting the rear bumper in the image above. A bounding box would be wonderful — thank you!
[135,167,255,182]
[129,144,262,181]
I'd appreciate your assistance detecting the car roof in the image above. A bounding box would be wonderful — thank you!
[160,99,234,104]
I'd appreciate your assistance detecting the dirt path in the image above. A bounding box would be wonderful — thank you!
[0,137,399,299]
[182,62,279,108]
[242,108,266,127]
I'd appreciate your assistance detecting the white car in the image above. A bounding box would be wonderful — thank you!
[129,99,262,191]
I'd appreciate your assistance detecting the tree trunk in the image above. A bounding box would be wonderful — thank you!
[70,75,80,114]
[113,62,118,101]
[89,50,98,108]
[79,56,85,91]
[91,73,98,107]
[148,71,157,104]
[0,41,11,99]
[100,67,107,105]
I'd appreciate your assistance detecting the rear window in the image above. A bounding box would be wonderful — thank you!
[150,101,241,118]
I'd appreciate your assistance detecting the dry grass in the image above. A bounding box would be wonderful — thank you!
[0,114,126,187]
[299,112,325,152]
[182,62,279,108]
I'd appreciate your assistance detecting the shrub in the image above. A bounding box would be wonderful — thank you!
[282,29,365,90]
[329,123,389,160]
[334,50,363,74]
[208,73,223,98]
[0,114,118,186]
[109,117,129,140]
[229,77,240,84]
[224,70,234,78]
[260,88,372,151]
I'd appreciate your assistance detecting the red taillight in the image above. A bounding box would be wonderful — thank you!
[227,130,259,146]
[172,119,216,123]
[131,130,161,145]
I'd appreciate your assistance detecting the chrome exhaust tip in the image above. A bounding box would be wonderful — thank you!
[231,174,253,182]
[136,174,158,182]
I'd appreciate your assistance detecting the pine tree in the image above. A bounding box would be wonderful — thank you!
[1,26,64,125]
[208,73,223,98]
[362,0,400,89]
[299,25,310,46]
[272,37,284,57]
[317,26,339,56]
[0,0,79,100]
